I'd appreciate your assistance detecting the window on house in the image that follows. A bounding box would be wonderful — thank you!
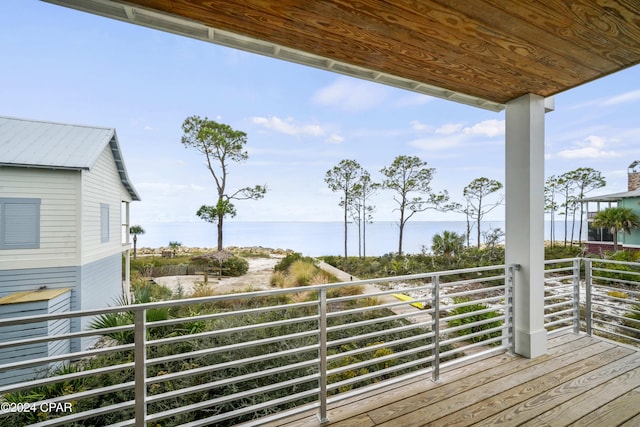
[101,203,110,243]
[0,198,41,249]
[587,222,613,242]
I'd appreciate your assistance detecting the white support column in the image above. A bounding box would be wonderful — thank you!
[505,93,548,358]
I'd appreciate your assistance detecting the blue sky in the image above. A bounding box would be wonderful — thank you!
[2,1,640,225]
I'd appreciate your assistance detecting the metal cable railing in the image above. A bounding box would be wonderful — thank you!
[584,258,640,346]
[0,264,511,427]
[3,256,640,426]
[544,257,640,347]
[544,258,581,334]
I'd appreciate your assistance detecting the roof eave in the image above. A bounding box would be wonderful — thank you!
[582,190,640,202]
[108,133,141,202]
[0,162,88,171]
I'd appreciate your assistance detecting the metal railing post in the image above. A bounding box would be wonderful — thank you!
[134,308,147,427]
[506,265,515,352]
[584,259,592,336]
[318,288,329,424]
[431,275,440,382]
[572,258,581,334]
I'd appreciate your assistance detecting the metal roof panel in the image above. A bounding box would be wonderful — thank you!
[0,116,113,169]
[0,116,140,201]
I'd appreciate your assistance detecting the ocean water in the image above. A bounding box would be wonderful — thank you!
[137,221,583,257]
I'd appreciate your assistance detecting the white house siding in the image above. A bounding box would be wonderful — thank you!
[0,289,72,386]
[80,144,132,266]
[0,256,122,354]
[0,266,80,352]
[0,267,79,301]
[75,254,123,351]
[0,167,79,270]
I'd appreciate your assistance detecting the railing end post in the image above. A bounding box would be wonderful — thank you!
[431,275,440,382]
[134,308,147,427]
[318,288,328,424]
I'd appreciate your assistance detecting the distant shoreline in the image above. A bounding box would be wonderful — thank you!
[133,245,295,257]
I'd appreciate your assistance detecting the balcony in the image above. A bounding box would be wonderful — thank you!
[264,331,639,426]
[0,259,638,426]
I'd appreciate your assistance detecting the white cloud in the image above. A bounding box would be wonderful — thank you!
[436,123,464,135]
[252,116,326,137]
[312,77,389,112]
[410,120,432,132]
[325,134,344,144]
[463,119,505,137]
[556,135,620,159]
[603,89,640,106]
[410,118,504,152]
[409,134,466,151]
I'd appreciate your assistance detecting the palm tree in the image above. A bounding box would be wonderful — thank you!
[129,225,145,259]
[169,241,182,258]
[592,207,639,251]
[431,230,465,262]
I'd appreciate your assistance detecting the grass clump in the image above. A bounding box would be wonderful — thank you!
[289,260,318,285]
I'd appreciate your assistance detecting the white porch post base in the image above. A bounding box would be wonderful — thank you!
[515,328,547,358]
[506,93,550,359]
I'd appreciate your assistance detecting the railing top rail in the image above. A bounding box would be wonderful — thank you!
[0,263,507,326]
[544,258,581,265]
[588,258,640,267]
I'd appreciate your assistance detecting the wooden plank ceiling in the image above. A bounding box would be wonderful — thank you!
[44,0,640,111]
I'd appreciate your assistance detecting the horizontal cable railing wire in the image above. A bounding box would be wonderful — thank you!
[585,258,640,346]
[0,264,513,426]
[543,258,581,334]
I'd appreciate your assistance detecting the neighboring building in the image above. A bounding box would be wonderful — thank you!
[583,161,640,254]
[0,116,140,361]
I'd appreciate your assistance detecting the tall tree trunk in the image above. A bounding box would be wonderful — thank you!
[133,235,138,260]
[563,206,569,247]
[343,198,348,259]
[476,198,483,249]
[552,212,555,247]
[217,215,224,251]
[363,209,367,258]
[570,211,576,246]
[398,206,405,256]
[578,202,584,244]
[357,212,362,258]
[476,214,481,249]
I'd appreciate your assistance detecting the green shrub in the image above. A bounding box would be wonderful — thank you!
[222,255,249,276]
[595,251,640,283]
[132,278,173,301]
[274,252,315,272]
[544,245,583,260]
[288,260,317,285]
[447,297,503,344]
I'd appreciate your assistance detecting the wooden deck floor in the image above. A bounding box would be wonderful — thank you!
[262,332,640,427]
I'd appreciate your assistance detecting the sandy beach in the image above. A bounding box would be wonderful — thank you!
[153,255,281,295]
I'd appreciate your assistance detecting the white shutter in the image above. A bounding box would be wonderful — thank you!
[1,199,40,249]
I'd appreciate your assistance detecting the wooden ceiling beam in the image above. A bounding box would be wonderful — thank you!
[42,0,640,108]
